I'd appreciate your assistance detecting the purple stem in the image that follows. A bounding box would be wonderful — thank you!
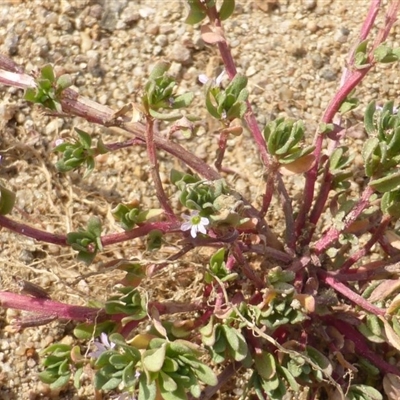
[232,243,264,289]
[0,63,221,182]
[0,291,103,321]
[318,269,386,316]
[215,131,229,171]
[294,0,392,240]
[145,117,175,217]
[339,214,391,272]
[205,4,272,171]
[0,214,178,247]
[314,185,374,254]
[328,317,400,376]
[0,215,67,245]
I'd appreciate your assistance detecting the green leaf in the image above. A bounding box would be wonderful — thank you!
[73,367,84,389]
[382,190,400,217]
[149,61,170,80]
[87,216,102,240]
[41,64,56,83]
[255,351,276,380]
[24,87,39,102]
[278,365,299,391]
[354,39,369,67]
[56,74,73,91]
[172,92,195,109]
[142,343,167,372]
[75,128,92,149]
[205,86,222,119]
[339,97,359,114]
[138,373,157,400]
[219,0,235,20]
[362,137,380,177]
[370,171,400,193]
[0,184,16,215]
[374,44,399,63]
[349,384,383,400]
[306,346,333,376]
[148,108,182,121]
[49,373,70,389]
[221,325,248,361]
[193,363,218,386]
[260,373,281,392]
[159,370,178,392]
[147,229,163,251]
[160,384,188,400]
[185,0,207,24]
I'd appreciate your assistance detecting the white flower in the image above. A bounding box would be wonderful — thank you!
[198,70,225,86]
[89,332,115,358]
[181,211,209,238]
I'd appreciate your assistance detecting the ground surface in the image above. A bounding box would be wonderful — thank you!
[0,0,400,399]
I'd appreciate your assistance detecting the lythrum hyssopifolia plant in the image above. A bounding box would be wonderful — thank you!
[3,1,400,399]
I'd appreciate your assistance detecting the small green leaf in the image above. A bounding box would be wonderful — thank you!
[260,372,281,392]
[159,370,178,392]
[87,216,102,239]
[171,92,195,109]
[364,101,376,135]
[339,97,359,114]
[278,365,299,391]
[0,184,16,215]
[75,128,92,149]
[41,64,56,83]
[255,351,276,380]
[149,61,170,80]
[349,384,383,400]
[370,171,400,193]
[185,0,207,24]
[49,373,70,389]
[56,74,73,91]
[219,0,235,20]
[193,363,218,386]
[382,191,400,217]
[73,367,84,389]
[142,343,167,372]
[374,44,399,63]
[138,373,157,400]
[362,137,380,177]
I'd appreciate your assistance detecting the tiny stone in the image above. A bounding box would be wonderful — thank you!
[89,4,103,20]
[169,42,192,65]
[155,34,168,47]
[5,33,19,56]
[45,12,58,25]
[80,31,92,52]
[27,358,37,368]
[306,20,318,33]
[303,0,317,10]
[320,68,337,82]
[123,9,140,25]
[246,65,257,77]
[279,86,294,101]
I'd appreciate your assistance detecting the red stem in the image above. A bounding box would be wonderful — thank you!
[314,186,374,254]
[339,214,392,272]
[145,117,175,217]
[328,317,400,376]
[318,270,386,316]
